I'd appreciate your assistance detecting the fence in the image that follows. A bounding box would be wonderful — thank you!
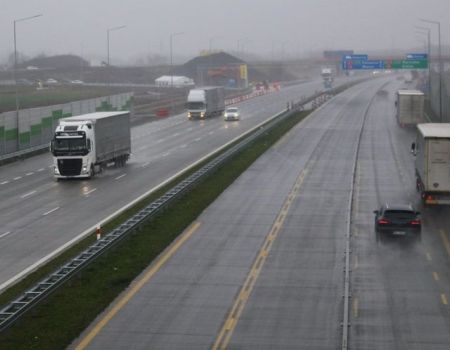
[0,93,133,157]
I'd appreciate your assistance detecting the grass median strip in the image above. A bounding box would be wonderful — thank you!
[0,110,309,350]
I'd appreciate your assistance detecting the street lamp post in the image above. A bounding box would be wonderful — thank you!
[170,32,184,88]
[420,18,443,121]
[107,25,126,66]
[106,25,126,89]
[13,14,42,150]
[415,26,431,95]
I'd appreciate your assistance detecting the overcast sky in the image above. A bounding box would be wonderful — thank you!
[1,0,449,64]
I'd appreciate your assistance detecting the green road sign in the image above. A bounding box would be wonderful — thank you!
[388,59,428,69]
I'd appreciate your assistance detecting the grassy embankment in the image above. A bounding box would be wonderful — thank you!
[0,109,310,350]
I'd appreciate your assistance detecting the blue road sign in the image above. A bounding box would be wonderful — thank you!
[406,53,427,60]
[344,60,384,70]
[343,54,368,60]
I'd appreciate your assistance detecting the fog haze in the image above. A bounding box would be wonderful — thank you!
[1,0,449,64]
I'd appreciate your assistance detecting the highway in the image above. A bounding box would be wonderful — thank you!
[0,78,343,291]
[70,77,450,349]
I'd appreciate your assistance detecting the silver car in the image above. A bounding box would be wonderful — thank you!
[223,107,240,121]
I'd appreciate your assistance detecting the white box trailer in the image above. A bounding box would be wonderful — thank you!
[187,87,225,119]
[50,111,131,179]
[413,123,450,205]
[396,90,424,126]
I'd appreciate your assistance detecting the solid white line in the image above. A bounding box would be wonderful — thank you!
[0,181,9,185]
[115,174,127,180]
[37,168,45,172]
[84,188,97,196]
[0,231,11,239]
[13,176,22,181]
[0,108,289,294]
[25,172,34,176]
[21,190,36,198]
[43,207,59,216]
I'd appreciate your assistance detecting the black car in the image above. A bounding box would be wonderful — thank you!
[374,204,421,239]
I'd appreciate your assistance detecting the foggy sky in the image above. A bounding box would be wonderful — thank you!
[1,0,449,64]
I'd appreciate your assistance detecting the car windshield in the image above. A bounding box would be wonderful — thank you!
[226,108,238,113]
[384,210,416,221]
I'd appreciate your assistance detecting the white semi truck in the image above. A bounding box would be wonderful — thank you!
[412,123,450,205]
[50,111,131,179]
[396,90,425,126]
[321,68,333,89]
[187,87,225,119]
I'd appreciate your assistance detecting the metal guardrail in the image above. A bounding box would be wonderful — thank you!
[0,144,49,164]
[0,80,364,332]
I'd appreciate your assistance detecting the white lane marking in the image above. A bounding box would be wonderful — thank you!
[115,174,127,180]
[173,133,179,137]
[43,207,59,216]
[194,137,201,142]
[84,188,97,196]
[157,138,166,143]
[209,131,215,135]
[13,177,22,181]
[0,231,11,239]
[180,144,187,149]
[21,190,36,199]
[37,168,45,172]
[162,152,171,157]
[25,172,34,176]
[141,162,150,168]
[1,181,9,185]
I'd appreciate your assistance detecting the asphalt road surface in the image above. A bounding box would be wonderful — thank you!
[71,76,450,349]
[0,77,349,290]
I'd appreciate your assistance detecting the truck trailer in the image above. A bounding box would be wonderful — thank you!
[396,90,424,126]
[412,123,450,205]
[50,111,131,179]
[187,87,225,119]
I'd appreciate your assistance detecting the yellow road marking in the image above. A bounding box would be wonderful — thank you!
[212,169,307,350]
[439,230,450,259]
[353,298,359,318]
[441,294,448,305]
[75,221,202,350]
[433,272,440,282]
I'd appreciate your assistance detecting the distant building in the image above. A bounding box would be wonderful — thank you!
[177,52,248,88]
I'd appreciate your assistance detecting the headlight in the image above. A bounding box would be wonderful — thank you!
[54,166,60,175]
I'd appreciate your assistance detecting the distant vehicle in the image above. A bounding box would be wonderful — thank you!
[223,107,240,121]
[404,73,413,83]
[374,204,421,240]
[395,90,424,126]
[321,67,333,89]
[70,80,84,84]
[26,66,39,70]
[187,87,225,119]
[411,123,450,205]
[50,111,131,179]
[46,78,58,85]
